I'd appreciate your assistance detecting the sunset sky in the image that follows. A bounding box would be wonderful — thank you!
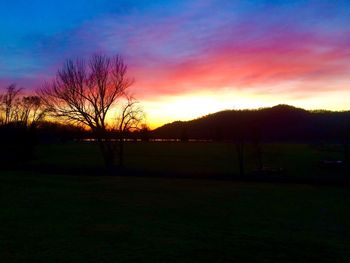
[1,0,350,128]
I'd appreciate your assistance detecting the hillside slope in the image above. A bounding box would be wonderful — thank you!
[152,105,350,141]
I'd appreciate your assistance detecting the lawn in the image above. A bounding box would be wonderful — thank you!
[1,142,349,262]
[30,142,347,181]
[1,171,350,262]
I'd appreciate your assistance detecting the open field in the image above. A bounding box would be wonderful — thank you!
[1,171,350,262]
[1,142,349,262]
[29,142,348,182]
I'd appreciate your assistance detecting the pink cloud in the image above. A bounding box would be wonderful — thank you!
[130,27,350,100]
[4,5,350,105]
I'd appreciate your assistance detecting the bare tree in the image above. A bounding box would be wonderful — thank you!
[115,95,145,167]
[0,85,46,165]
[0,85,46,128]
[18,96,47,128]
[39,54,133,169]
[0,84,22,125]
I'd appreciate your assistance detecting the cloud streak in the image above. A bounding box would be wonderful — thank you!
[1,0,350,118]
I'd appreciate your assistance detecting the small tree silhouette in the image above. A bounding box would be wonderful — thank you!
[0,84,22,125]
[252,124,263,171]
[232,126,245,177]
[0,85,46,165]
[115,95,145,167]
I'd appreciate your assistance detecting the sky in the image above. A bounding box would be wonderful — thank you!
[1,0,350,128]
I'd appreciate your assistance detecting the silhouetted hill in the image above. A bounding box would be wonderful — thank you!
[152,105,350,142]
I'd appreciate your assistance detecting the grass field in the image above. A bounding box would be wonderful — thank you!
[30,142,347,181]
[1,142,349,262]
[1,171,350,262]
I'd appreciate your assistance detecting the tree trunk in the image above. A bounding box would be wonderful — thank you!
[344,140,350,176]
[118,138,124,168]
[96,136,115,175]
[236,142,244,177]
[256,144,263,171]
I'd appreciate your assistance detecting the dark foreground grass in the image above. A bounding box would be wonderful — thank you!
[1,172,350,262]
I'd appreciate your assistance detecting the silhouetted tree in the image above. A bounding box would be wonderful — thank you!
[0,84,22,125]
[251,124,263,171]
[0,86,46,128]
[214,126,223,141]
[341,125,350,175]
[180,127,189,142]
[18,96,47,128]
[0,86,46,165]
[233,127,245,177]
[115,95,145,167]
[35,121,89,143]
[139,124,151,142]
[235,140,245,177]
[39,54,133,170]
[343,140,350,175]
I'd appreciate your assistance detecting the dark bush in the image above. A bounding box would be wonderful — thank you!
[0,124,36,167]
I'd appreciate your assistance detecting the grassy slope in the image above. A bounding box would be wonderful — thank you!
[1,171,350,262]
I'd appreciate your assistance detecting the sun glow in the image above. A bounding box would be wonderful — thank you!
[142,90,276,128]
[141,86,350,129]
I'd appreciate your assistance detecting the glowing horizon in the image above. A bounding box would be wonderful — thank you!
[1,1,350,128]
[145,89,350,129]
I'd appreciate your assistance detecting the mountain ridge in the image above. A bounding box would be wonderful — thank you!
[152,104,350,141]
